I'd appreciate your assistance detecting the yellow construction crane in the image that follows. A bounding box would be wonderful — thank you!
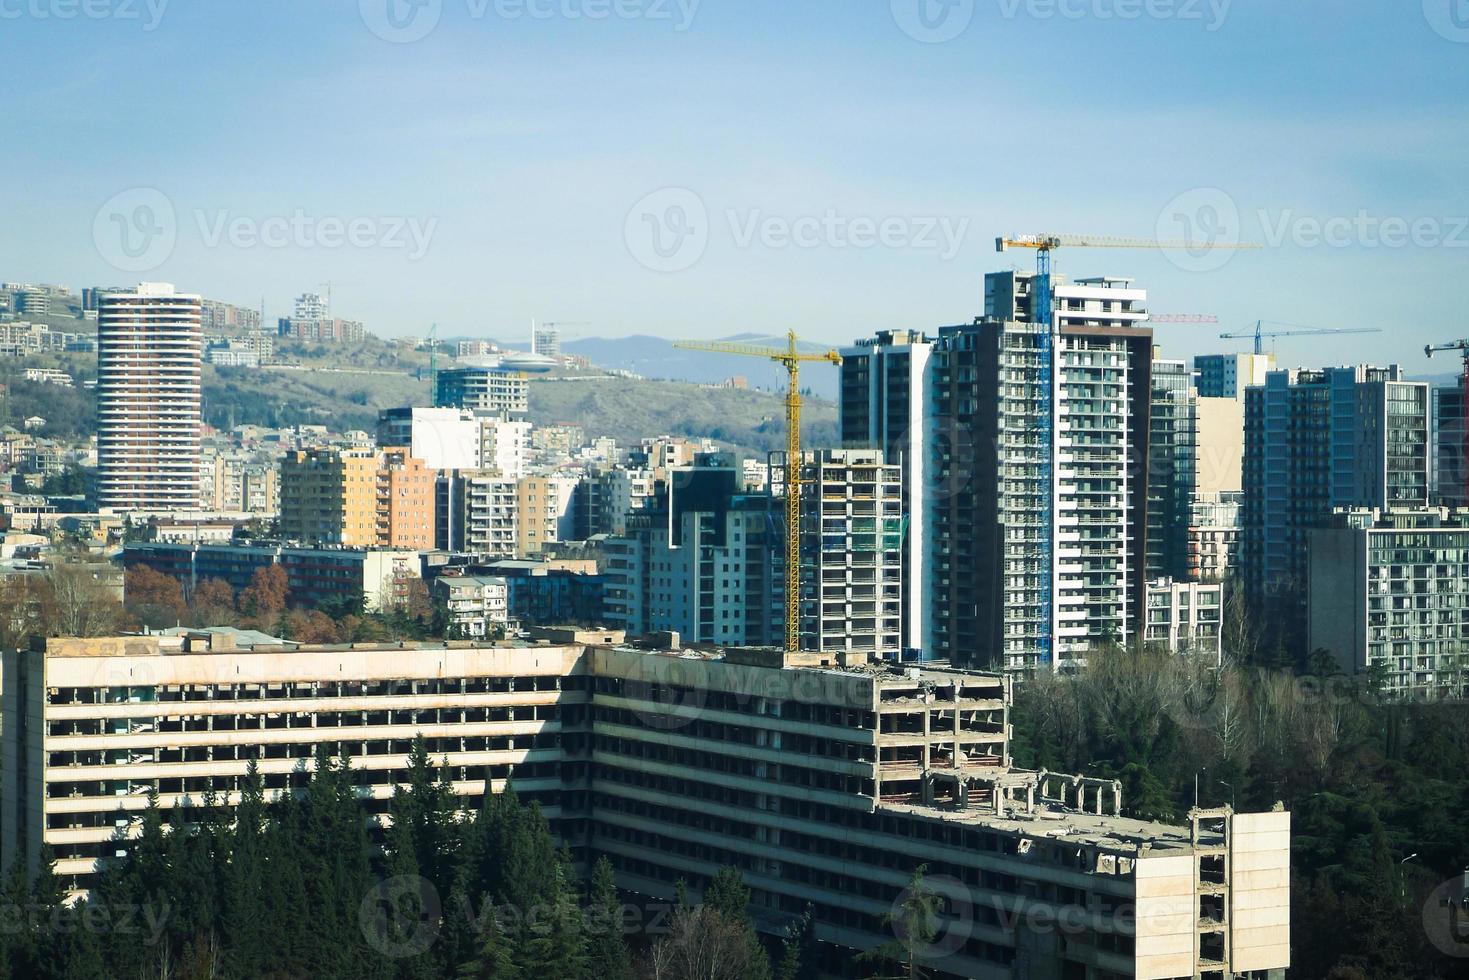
[674,331,842,655]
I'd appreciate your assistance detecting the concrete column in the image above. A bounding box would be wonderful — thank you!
[922,706,931,769]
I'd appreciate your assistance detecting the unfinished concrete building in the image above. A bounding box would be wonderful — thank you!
[2,634,1289,979]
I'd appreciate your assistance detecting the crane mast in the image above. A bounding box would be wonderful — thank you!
[673,332,842,655]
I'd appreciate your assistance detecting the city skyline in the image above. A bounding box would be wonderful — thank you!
[1,3,1466,371]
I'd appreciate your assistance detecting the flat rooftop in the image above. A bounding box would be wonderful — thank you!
[881,799,1200,856]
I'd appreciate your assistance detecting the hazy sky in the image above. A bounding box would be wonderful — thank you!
[3,0,1467,373]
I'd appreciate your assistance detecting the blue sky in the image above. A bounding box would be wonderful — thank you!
[2,0,1467,373]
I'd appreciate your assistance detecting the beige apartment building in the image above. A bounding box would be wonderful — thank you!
[279,447,435,549]
[2,633,1289,979]
[515,473,577,557]
[377,448,437,550]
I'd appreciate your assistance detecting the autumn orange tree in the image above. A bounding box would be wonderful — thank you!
[189,577,236,628]
[123,565,187,630]
[237,565,289,623]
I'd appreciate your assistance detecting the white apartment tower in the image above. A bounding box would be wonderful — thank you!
[925,272,1153,672]
[96,283,203,512]
[838,330,933,656]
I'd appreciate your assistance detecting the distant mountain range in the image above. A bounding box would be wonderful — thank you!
[484,333,1466,402]
[559,333,842,401]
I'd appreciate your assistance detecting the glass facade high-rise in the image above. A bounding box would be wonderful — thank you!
[1243,366,1429,600]
[1147,358,1196,580]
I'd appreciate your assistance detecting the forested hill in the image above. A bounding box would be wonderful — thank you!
[1,348,837,458]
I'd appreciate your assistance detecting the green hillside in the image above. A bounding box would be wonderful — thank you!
[5,345,837,457]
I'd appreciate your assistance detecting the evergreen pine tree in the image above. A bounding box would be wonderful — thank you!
[379,809,438,980]
[223,760,270,977]
[1,858,35,979]
[512,863,587,979]
[435,869,481,979]
[584,857,633,980]
[457,914,521,980]
[776,904,819,980]
[700,867,771,980]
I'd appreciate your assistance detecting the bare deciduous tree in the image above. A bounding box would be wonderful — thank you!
[646,905,762,980]
[46,561,127,637]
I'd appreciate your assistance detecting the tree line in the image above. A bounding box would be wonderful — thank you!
[1010,644,1469,979]
[0,738,833,980]
[122,564,446,645]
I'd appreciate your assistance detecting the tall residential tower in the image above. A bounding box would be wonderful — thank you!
[95,283,203,512]
[838,329,934,655]
[844,272,1156,672]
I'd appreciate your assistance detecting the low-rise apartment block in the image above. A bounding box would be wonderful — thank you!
[122,542,421,612]
[432,575,510,636]
[276,316,365,343]
[1144,578,1224,662]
